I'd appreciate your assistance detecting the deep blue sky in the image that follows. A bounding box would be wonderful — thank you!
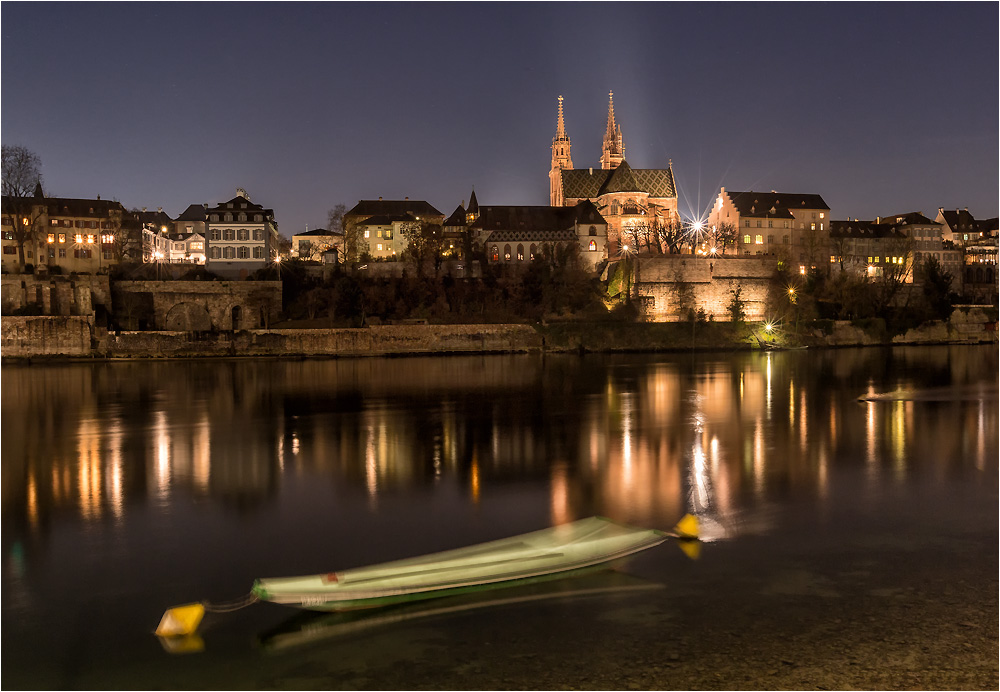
[2,2,997,235]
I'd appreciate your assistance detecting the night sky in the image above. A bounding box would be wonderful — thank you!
[2,2,996,236]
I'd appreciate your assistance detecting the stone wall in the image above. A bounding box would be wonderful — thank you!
[1,316,93,356]
[101,324,542,358]
[634,256,778,321]
[110,280,281,331]
[1,274,111,317]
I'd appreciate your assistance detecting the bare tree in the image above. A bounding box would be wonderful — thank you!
[870,234,914,313]
[656,219,687,254]
[327,203,347,235]
[402,220,445,277]
[341,217,370,264]
[1,145,44,270]
[709,222,738,256]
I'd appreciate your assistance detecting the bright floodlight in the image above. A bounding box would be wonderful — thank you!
[764,322,774,332]
[692,221,704,232]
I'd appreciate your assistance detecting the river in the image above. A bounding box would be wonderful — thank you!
[2,345,997,689]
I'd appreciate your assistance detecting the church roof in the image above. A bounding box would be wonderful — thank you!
[725,190,829,216]
[467,190,479,215]
[561,161,676,199]
[598,161,642,195]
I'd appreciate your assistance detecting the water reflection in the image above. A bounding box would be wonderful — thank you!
[2,347,997,551]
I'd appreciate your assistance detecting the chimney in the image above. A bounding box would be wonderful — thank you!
[405,196,409,201]
[142,207,147,212]
[97,194,101,200]
[158,207,162,213]
[589,167,593,175]
[379,196,382,201]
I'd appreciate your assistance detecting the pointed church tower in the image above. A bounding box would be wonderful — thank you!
[600,91,624,170]
[550,95,573,206]
[466,189,480,223]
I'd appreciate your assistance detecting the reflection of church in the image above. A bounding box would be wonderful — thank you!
[549,92,679,251]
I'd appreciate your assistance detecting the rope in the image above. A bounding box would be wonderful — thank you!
[201,591,259,613]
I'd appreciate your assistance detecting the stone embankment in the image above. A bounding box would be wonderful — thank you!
[1,309,996,360]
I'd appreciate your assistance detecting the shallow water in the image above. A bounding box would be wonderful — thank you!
[2,345,997,689]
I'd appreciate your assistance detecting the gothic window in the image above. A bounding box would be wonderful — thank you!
[588,240,596,251]
[530,244,536,260]
[504,244,511,261]
[517,244,524,261]
[491,245,499,262]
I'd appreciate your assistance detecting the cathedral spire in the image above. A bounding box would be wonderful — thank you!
[601,90,624,170]
[550,95,573,206]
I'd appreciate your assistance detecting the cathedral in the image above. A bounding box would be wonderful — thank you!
[549,92,679,251]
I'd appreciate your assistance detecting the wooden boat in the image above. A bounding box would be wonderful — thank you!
[251,515,697,612]
[258,570,664,652]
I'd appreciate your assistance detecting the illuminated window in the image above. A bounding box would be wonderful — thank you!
[86,234,95,244]
[364,230,370,239]
[588,240,596,251]
[504,244,511,261]
[819,212,825,219]
[830,255,837,263]
[75,234,83,244]
[755,235,763,245]
[191,242,203,251]
[517,244,524,261]
[810,223,816,231]
[376,243,383,251]
[59,233,66,243]
[491,245,499,262]
[743,234,751,244]
[47,234,55,243]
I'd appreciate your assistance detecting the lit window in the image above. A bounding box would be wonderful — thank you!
[743,234,751,244]
[47,234,55,243]
[364,230,370,239]
[191,242,203,251]
[376,243,383,251]
[59,234,66,243]
[799,266,806,275]
[588,240,596,251]
[86,234,95,244]
[810,223,816,231]
[830,255,836,263]
[75,234,83,243]
[819,212,825,219]
[755,235,763,245]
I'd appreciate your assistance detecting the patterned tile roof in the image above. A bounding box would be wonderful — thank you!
[561,160,676,199]
[485,228,579,244]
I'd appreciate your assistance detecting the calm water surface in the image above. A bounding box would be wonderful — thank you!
[2,346,997,689]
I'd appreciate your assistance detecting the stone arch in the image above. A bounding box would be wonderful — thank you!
[231,305,242,330]
[165,302,212,331]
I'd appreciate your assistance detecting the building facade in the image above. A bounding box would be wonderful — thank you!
[549,93,679,252]
[2,189,129,274]
[206,189,280,278]
[473,200,608,272]
[343,198,445,260]
[292,228,343,261]
[708,188,832,274]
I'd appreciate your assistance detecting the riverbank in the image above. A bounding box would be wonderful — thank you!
[1,308,996,360]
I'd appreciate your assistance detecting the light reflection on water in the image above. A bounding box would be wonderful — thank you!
[1,345,997,686]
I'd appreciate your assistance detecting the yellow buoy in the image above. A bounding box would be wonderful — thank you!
[155,603,205,637]
[672,513,699,540]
